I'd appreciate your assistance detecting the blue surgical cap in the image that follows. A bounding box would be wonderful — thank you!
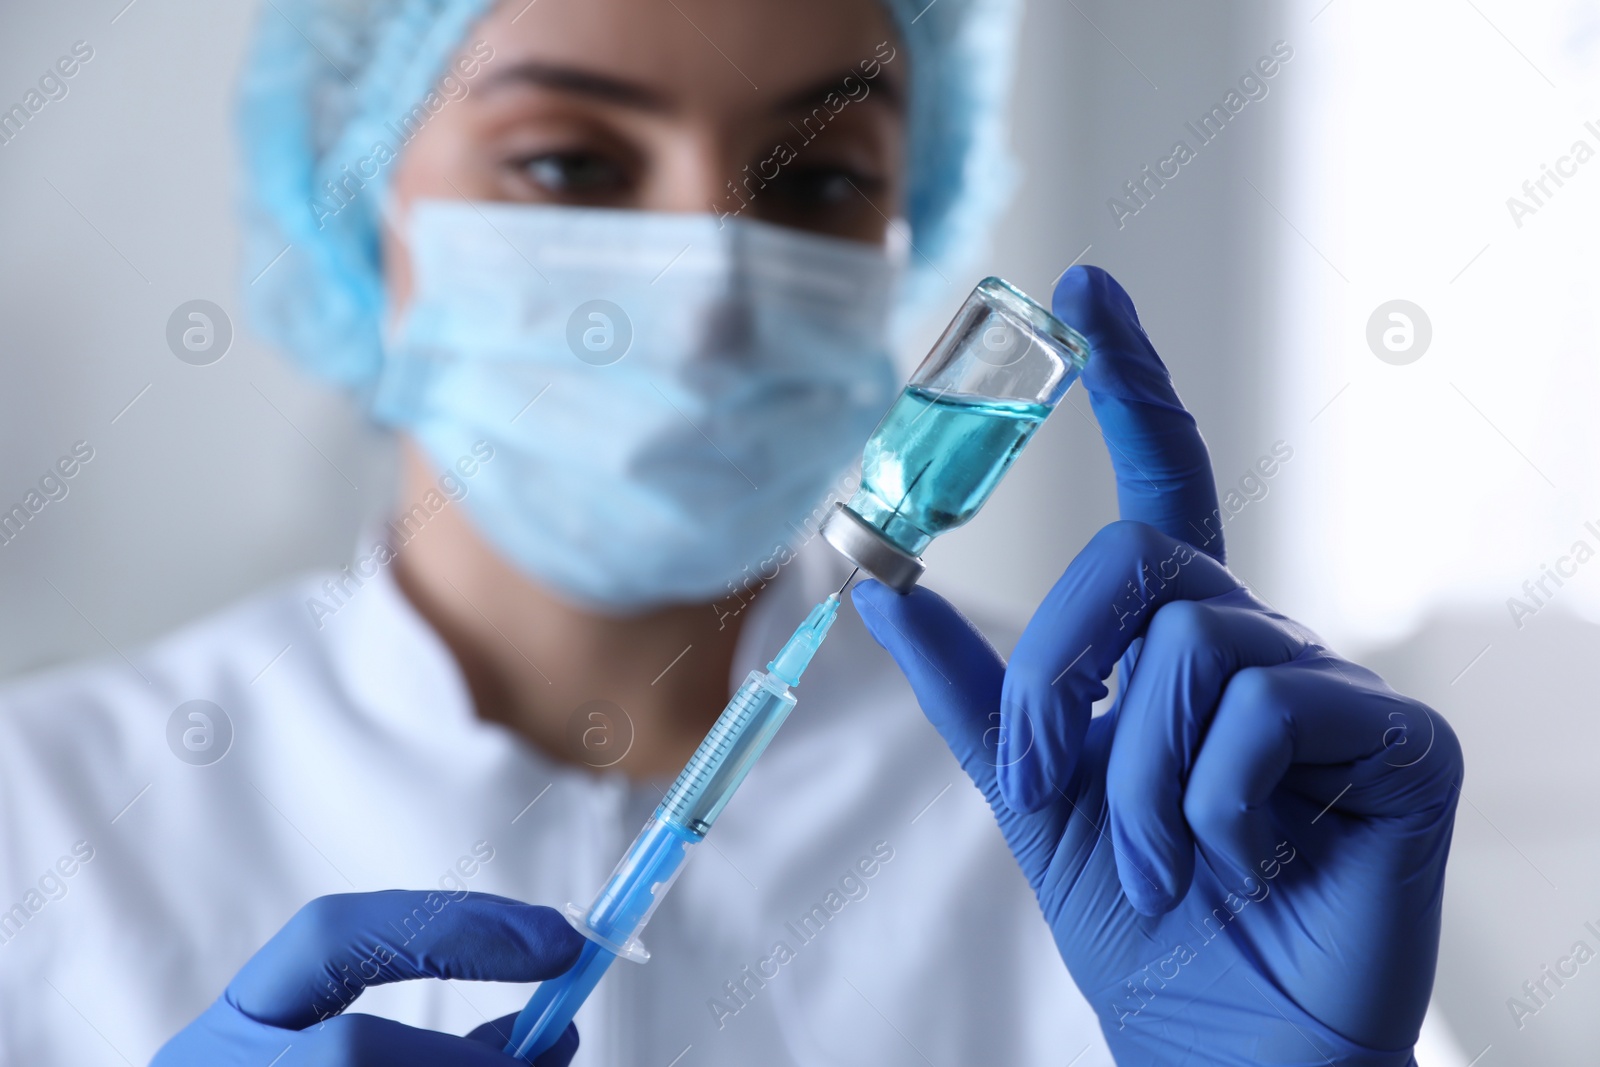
[237,0,1024,394]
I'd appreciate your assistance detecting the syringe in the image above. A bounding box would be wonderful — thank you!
[504,583,849,1062]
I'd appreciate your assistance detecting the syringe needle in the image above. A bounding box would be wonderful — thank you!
[835,567,860,598]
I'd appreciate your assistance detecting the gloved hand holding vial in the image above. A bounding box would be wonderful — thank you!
[505,274,1089,1061]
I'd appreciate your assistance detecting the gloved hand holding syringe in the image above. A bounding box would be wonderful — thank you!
[506,277,1089,1062]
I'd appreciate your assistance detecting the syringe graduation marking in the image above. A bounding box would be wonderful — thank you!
[655,591,840,841]
[658,677,783,833]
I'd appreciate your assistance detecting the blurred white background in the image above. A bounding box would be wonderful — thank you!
[2,0,1597,1063]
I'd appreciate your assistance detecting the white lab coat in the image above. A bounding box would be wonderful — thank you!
[0,540,1111,1066]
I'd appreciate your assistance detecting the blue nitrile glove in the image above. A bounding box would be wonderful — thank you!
[152,891,583,1066]
[854,265,1462,1066]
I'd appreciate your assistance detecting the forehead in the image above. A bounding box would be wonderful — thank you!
[469,0,903,113]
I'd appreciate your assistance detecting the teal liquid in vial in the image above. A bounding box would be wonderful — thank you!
[851,386,1049,556]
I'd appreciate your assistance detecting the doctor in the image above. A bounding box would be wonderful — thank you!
[0,0,1460,1065]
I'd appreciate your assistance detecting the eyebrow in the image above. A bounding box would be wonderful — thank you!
[480,61,903,116]
[480,61,672,111]
[771,69,904,115]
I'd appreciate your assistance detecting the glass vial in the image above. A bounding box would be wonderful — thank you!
[822,276,1090,591]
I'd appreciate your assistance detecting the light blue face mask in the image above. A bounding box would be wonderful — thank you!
[375,200,902,612]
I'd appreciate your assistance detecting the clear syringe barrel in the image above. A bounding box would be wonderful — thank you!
[576,669,795,947]
[586,817,697,949]
[656,669,797,838]
[505,673,798,1062]
[569,668,796,951]
[507,594,838,1063]
[505,815,696,1061]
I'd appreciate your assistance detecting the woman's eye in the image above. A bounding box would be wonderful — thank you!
[518,152,628,196]
[769,167,880,209]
